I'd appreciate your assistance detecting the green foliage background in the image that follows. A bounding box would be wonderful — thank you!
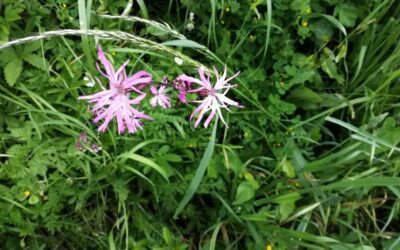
[1,0,400,249]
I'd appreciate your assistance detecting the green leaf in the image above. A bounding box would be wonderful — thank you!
[289,69,315,85]
[9,122,33,141]
[23,53,48,70]
[225,150,245,176]
[5,5,24,22]
[336,4,360,27]
[290,0,309,11]
[286,87,323,110]
[28,195,40,205]
[282,160,296,178]
[163,153,182,162]
[279,200,296,221]
[162,227,173,245]
[173,119,218,218]
[118,153,169,181]
[108,230,116,250]
[321,14,347,36]
[313,19,334,42]
[4,57,23,86]
[23,41,42,55]
[233,181,256,205]
[28,156,48,177]
[321,57,344,84]
[271,192,301,204]
[0,47,17,64]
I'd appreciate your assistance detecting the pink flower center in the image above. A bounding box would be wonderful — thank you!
[207,88,216,96]
[116,85,127,95]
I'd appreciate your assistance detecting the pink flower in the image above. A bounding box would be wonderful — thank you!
[173,74,193,103]
[150,85,171,108]
[185,67,242,128]
[79,46,153,134]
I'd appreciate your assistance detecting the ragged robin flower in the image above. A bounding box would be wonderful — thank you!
[150,85,171,108]
[180,67,243,128]
[79,46,152,134]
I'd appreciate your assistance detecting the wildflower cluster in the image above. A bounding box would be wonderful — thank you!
[79,46,242,134]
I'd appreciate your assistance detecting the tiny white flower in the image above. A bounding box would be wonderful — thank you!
[85,81,95,87]
[84,76,95,87]
[174,57,184,65]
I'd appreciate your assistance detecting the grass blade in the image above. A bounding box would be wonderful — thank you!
[136,0,149,19]
[262,0,272,60]
[118,153,169,181]
[173,119,218,218]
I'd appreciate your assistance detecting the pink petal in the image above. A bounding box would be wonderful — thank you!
[204,109,216,128]
[215,93,240,107]
[216,105,228,127]
[150,96,157,107]
[122,70,152,89]
[190,97,209,121]
[150,85,157,95]
[179,89,187,103]
[198,67,212,89]
[97,46,116,82]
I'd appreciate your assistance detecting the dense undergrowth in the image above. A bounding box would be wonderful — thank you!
[1,0,400,249]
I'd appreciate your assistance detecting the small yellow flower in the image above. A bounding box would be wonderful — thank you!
[301,20,308,27]
[266,243,272,250]
[24,190,31,197]
[305,7,312,14]
[225,7,230,12]
[62,3,67,8]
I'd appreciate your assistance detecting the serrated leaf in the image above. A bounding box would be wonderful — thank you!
[23,53,48,70]
[5,5,24,22]
[4,58,23,86]
[0,47,17,64]
[23,41,42,55]
[5,144,29,179]
[10,127,32,141]
[28,156,48,176]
